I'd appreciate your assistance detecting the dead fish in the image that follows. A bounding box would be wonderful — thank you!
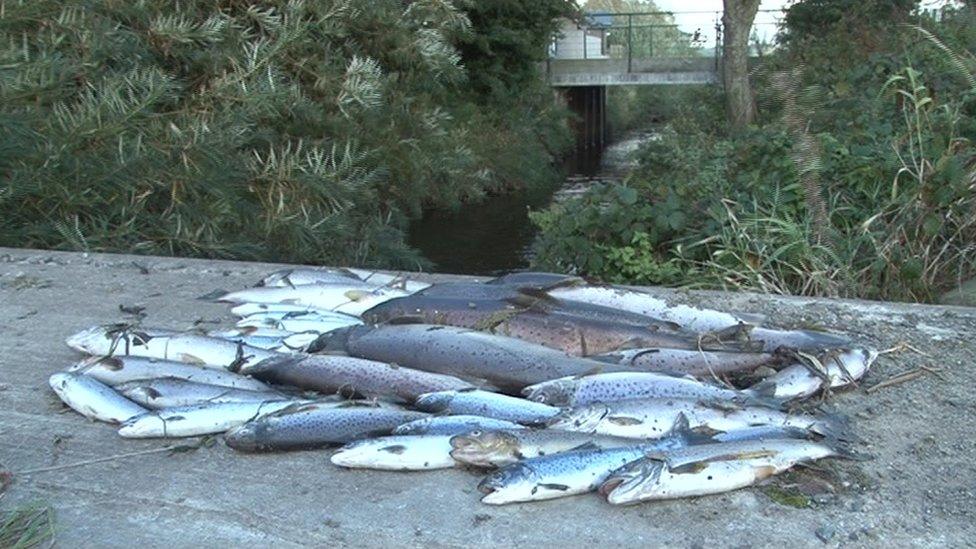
[414,389,560,425]
[549,397,848,441]
[450,429,646,468]
[116,378,287,409]
[242,354,475,403]
[600,438,856,504]
[224,403,428,452]
[544,285,847,351]
[314,324,611,392]
[66,325,278,371]
[748,349,878,401]
[476,446,651,504]
[522,372,772,408]
[330,435,456,470]
[217,283,409,316]
[49,372,147,424]
[118,399,301,438]
[68,356,273,391]
[593,347,783,377]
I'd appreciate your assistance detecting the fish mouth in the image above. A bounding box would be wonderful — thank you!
[476,478,498,495]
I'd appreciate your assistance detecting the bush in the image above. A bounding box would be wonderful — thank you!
[0,0,572,267]
[532,6,976,302]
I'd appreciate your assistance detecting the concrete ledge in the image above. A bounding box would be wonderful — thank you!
[2,248,974,547]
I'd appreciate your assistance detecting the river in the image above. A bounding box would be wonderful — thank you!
[407,130,654,275]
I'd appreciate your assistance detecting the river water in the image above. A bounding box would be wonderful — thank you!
[407,130,653,275]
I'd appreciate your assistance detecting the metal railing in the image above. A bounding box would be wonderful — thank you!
[550,10,784,71]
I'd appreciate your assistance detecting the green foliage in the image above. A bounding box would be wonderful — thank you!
[532,5,976,302]
[0,0,572,267]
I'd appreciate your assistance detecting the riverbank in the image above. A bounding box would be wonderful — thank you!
[2,248,974,547]
[408,129,657,274]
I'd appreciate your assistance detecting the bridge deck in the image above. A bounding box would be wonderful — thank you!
[548,57,718,86]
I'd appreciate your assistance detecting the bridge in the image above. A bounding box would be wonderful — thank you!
[550,10,779,150]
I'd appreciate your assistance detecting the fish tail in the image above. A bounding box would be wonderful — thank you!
[822,436,870,461]
[810,412,859,443]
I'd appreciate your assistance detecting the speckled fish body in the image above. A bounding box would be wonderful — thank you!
[241,354,475,402]
[329,324,608,392]
[49,372,147,424]
[476,446,650,504]
[393,415,526,436]
[522,372,759,408]
[601,438,849,504]
[224,403,429,452]
[450,429,647,468]
[117,399,300,438]
[359,294,519,328]
[66,325,278,371]
[594,348,782,377]
[116,378,286,409]
[69,356,273,391]
[331,435,456,470]
[549,397,845,440]
[414,390,560,425]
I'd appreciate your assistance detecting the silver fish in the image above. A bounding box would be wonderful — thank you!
[217,283,408,316]
[393,415,526,436]
[258,267,364,287]
[116,378,287,409]
[549,397,846,440]
[242,354,475,402]
[230,302,333,318]
[66,325,278,371]
[601,438,854,504]
[476,446,650,504]
[450,429,647,468]
[748,349,878,401]
[224,403,428,452]
[330,435,456,470]
[593,347,782,377]
[117,400,302,438]
[414,390,560,425]
[259,267,429,292]
[522,372,766,408]
[68,356,273,391]
[49,372,147,424]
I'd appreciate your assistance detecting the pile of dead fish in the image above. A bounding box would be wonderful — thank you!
[51,268,876,506]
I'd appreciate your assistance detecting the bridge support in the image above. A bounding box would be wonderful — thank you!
[561,86,607,152]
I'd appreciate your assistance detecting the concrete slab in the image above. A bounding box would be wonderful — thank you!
[1,248,975,547]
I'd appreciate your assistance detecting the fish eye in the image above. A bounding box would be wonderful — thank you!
[469,430,481,437]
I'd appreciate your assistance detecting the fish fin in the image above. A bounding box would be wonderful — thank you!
[143,387,162,399]
[669,461,710,474]
[179,353,207,366]
[97,356,124,371]
[753,464,778,480]
[810,412,859,443]
[606,415,643,426]
[198,289,229,301]
[380,444,407,455]
[821,437,871,461]
[568,441,600,452]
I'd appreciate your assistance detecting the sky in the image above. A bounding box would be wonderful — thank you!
[629,0,955,47]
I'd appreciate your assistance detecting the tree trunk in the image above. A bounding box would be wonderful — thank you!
[722,0,760,132]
